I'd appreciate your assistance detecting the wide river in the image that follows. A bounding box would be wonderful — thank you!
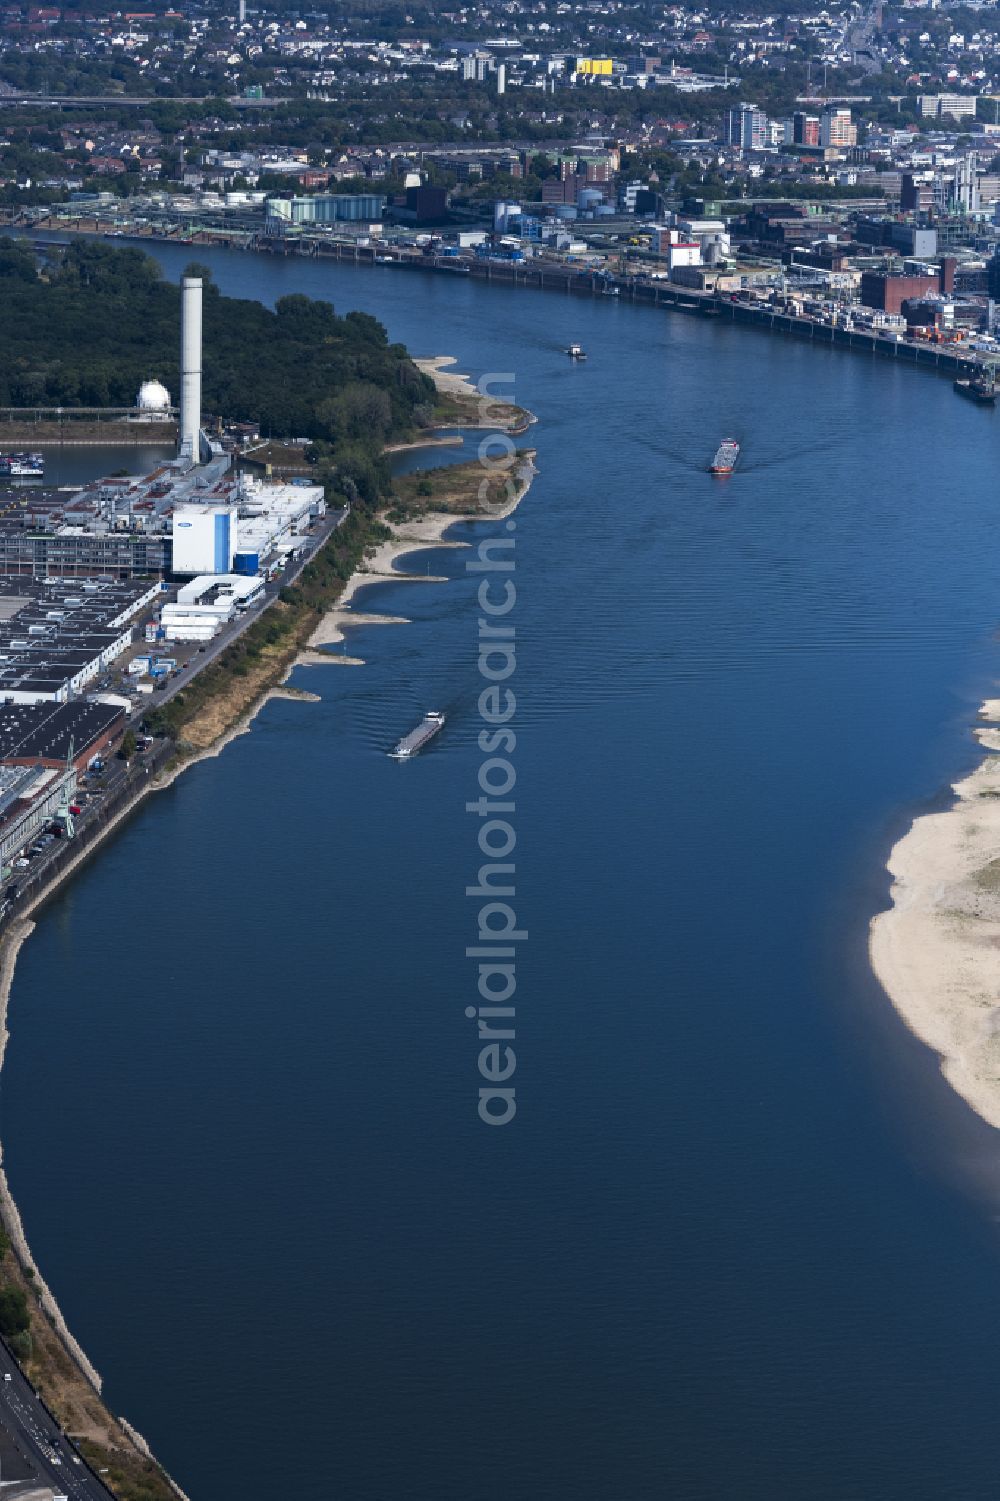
[6,244,1000,1500]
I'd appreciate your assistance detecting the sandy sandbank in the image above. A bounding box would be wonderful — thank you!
[300,513,471,659]
[301,448,536,663]
[384,434,464,455]
[414,354,479,398]
[870,711,1000,1130]
[296,649,366,667]
[414,355,537,433]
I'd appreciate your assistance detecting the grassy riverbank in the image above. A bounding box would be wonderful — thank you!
[429,387,534,433]
[389,450,537,519]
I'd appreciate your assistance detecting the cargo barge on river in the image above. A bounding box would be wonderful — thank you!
[391,711,446,759]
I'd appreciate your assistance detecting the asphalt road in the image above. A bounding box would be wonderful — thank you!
[847,3,882,73]
[0,1335,116,1499]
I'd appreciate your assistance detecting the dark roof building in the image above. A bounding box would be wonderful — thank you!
[0,699,126,770]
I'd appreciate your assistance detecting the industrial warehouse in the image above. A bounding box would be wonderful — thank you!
[0,277,326,590]
[0,698,126,871]
[0,579,160,704]
[0,273,339,899]
[0,578,155,875]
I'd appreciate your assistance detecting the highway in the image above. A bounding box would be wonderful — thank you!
[0,1335,115,1499]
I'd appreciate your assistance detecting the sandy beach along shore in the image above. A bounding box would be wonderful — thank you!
[414,355,536,432]
[302,449,537,662]
[413,355,479,398]
[870,701,1000,1130]
[384,434,464,455]
[302,513,465,657]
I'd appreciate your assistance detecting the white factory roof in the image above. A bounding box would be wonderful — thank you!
[161,602,233,620]
[177,574,264,604]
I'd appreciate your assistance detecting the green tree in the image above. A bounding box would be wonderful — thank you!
[0,1286,30,1338]
[182,261,217,292]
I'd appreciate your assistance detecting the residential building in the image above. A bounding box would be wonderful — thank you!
[792,112,820,147]
[725,103,767,153]
[820,108,857,149]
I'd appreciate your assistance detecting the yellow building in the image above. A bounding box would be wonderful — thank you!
[575,57,613,76]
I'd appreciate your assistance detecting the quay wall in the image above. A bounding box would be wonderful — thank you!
[256,235,977,377]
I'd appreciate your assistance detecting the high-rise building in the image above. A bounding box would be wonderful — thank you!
[987,249,1000,303]
[725,103,767,153]
[792,112,820,146]
[900,172,934,215]
[951,153,979,215]
[820,108,857,149]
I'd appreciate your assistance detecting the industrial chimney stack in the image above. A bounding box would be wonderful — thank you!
[179,276,203,465]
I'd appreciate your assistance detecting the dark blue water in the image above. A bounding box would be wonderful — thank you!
[6,246,1000,1501]
[0,443,173,491]
[388,429,472,477]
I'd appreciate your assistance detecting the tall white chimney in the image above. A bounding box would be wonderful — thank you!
[179,276,203,464]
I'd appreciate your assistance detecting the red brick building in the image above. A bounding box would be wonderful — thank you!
[859,270,945,314]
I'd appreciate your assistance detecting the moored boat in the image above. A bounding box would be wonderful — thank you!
[566,343,587,360]
[0,451,44,478]
[953,369,996,405]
